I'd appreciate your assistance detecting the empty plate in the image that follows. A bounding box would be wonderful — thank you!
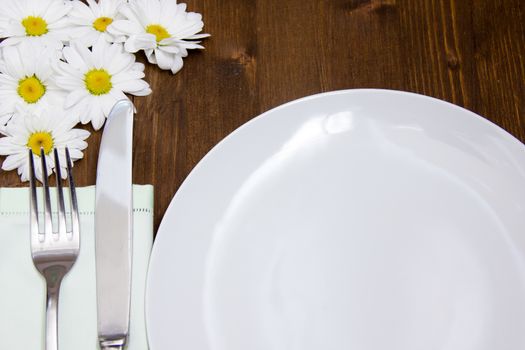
[146,89,525,350]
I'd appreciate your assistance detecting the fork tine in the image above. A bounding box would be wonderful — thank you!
[65,147,80,241]
[54,148,67,236]
[28,149,40,243]
[40,148,53,237]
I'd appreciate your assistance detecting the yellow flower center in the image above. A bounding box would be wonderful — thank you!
[18,76,46,104]
[22,16,48,36]
[146,24,170,42]
[27,132,54,156]
[84,69,112,95]
[93,16,113,32]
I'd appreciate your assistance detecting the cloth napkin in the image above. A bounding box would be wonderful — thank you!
[0,185,153,349]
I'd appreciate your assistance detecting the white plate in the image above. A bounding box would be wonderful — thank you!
[146,89,525,350]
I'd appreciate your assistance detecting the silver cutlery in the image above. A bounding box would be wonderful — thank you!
[29,147,80,350]
[95,100,134,350]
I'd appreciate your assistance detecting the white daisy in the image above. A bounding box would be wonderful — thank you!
[68,0,126,47]
[0,108,90,182]
[0,42,66,126]
[109,0,210,74]
[54,38,151,130]
[0,0,72,50]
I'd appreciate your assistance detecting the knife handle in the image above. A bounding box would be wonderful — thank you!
[100,337,127,350]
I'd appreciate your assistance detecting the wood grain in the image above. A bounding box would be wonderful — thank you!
[1,0,524,235]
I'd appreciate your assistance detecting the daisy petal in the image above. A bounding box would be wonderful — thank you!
[124,34,157,52]
[170,55,184,74]
[116,79,150,94]
[154,48,174,71]
[108,19,143,36]
[65,90,89,109]
[62,45,87,70]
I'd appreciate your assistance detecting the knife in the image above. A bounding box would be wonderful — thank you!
[95,100,134,350]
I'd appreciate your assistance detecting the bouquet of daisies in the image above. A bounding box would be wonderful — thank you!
[0,0,208,182]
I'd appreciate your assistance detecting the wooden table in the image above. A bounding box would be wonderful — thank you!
[1,0,524,234]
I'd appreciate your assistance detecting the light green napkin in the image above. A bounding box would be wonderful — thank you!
[0,185,153,349]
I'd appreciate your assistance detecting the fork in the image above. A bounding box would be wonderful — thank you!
[29,147,80,350]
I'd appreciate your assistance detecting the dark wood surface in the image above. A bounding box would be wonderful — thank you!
[1,0,524,235]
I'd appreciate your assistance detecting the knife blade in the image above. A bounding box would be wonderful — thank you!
[95,100,134,350]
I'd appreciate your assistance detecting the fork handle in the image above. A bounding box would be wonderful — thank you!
[45,287,60,350]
